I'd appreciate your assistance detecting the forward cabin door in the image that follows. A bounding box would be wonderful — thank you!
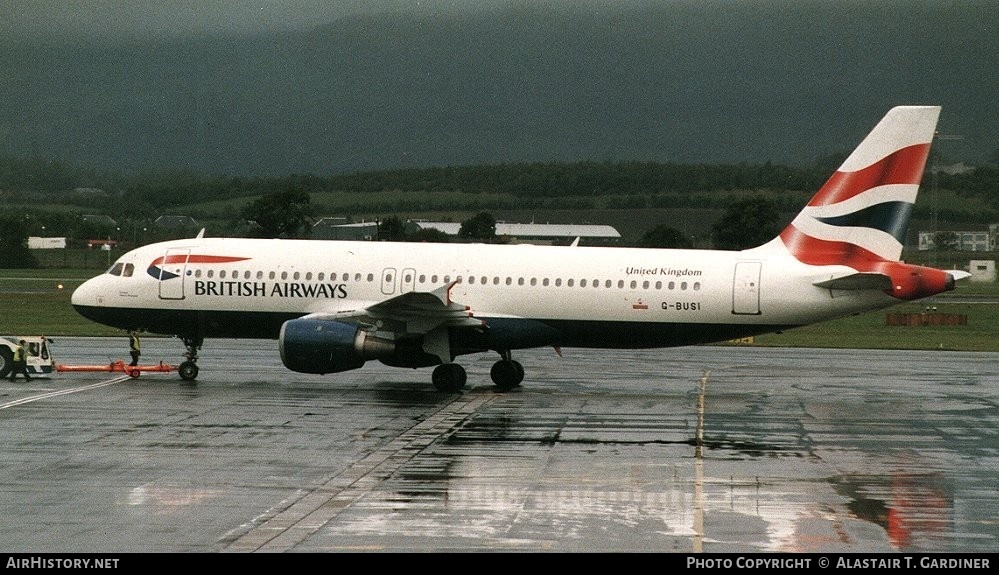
[158,248,190,300]
[732,262,762,315]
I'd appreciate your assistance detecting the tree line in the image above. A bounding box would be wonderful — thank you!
[3,153,998,268]
[5,153,998,213]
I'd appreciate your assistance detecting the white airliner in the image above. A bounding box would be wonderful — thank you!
[72,106,968,391]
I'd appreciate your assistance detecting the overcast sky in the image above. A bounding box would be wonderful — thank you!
[1,1,996,176]
[0,1,530,39]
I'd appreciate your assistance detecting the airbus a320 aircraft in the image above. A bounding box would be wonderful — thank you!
[72,106,968,392]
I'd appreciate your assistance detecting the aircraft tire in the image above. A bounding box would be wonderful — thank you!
[0,347,11,378]
[178,361,199,381]
[490,359,524,391]
[432,364,466,393]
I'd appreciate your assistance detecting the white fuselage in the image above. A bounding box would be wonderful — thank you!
[72,236,893,348]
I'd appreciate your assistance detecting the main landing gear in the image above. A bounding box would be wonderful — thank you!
[178,336,202,381]
[430,350,524,393]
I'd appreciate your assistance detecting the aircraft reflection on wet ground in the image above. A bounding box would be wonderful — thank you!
[0,337,995,552]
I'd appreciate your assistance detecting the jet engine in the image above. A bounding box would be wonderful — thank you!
[279,318,396,374]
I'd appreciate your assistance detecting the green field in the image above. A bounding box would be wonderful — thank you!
[3,267,996,351]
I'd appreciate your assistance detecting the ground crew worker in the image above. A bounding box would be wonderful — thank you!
[9,340,31,381]
[128,331,141,367]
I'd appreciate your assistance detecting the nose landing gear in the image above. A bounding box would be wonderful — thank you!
[178,336,202,381]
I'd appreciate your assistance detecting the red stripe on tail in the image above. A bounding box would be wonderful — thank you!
[808,143,931,207]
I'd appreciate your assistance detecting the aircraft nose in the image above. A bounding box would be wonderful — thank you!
[71,277,103,307]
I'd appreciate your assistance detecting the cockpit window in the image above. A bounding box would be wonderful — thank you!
[106,262,135,277]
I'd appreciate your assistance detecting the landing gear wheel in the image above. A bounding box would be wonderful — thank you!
[490,359,524,391]
[178,361,199,381]
[179,336,203,382]
[432,363,467,393]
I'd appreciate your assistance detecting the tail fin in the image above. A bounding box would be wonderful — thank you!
[772,106,941,267]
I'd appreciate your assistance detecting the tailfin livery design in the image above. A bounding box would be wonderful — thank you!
[775,106,939,267]
[72,106,968,392]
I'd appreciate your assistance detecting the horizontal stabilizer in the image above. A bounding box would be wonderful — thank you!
[946,270,972,281]
[813,272,893,291]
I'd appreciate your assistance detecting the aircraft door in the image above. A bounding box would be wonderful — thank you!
[381,268,396,295]
[732,262,761,315]
[158,248,190,300]
[401,268,416,293]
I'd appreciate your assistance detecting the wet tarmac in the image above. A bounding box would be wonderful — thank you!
[0,337,996,553]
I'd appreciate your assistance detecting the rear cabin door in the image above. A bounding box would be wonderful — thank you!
[732,262,762,315]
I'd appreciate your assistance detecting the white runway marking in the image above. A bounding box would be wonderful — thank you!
[0,376,132,410]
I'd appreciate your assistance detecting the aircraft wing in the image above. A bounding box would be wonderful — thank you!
[302,281,485,335]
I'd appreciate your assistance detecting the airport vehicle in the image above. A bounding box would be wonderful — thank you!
[71,106,967,391]
[0,336,56,379]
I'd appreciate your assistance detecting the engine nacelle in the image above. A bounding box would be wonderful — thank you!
[279,318,395,374]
